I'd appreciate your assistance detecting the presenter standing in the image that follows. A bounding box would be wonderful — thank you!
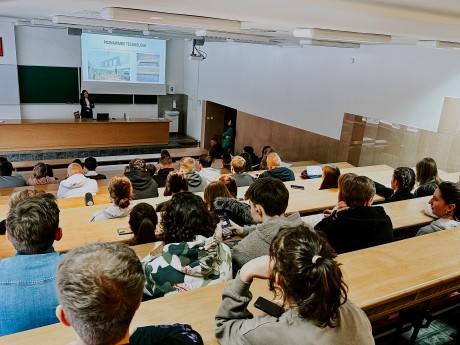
[79,90,95,119]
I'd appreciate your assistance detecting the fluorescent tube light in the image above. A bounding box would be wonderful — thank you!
[300,39,360,48]
[101,7,241,32]
[417,40,460,49]
[294,28,391,44]
[52,15,148,31]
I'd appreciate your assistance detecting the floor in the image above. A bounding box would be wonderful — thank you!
[376,310,460,345]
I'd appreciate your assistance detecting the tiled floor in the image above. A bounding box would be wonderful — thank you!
[376,310,460,345]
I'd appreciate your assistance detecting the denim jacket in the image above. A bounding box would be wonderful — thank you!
[0,247,63,336]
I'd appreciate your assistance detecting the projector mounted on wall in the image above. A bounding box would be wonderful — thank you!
[189,38,206,61]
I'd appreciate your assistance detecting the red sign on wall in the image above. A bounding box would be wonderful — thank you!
[0,38,3,56]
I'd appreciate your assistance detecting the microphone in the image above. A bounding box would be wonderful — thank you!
[85,192,94,206]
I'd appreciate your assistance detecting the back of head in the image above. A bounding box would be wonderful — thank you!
[57,242,144,345]
[199,154,213,168]
[341,175,376,209]
[239,153,253,172]
[266,152,281,168]
[244,177,289,216]
[164,171,188,196]
[84,157,98,172]
[438,181,460,221]
[222,153,232,165]
[146,164,156,177]
[7,189,46,208]
[269,224,347,328]
[0,161,13,176]
[129,203,158,245]
[243,146,254,155]
[33,162,48,179]
[204,181,233,211]
[128,158,146,172]
[319,165,341,190]
[159,155,173,167]
[219,175,238,198]
[160,149,171,158]
[108,176,133,209]
[6,193,59,254]
[180,157,195,172]
[262,146,272,156]
[67,163,84,176]
[337,173,358,202]
[161,192,216,244]
[0,156,8,162]
[72,159,84,168]
[416,157,441,185]
[393,167,415,193]
[232,155,246,173]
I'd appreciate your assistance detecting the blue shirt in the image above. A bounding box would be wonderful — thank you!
[0,247,63,336]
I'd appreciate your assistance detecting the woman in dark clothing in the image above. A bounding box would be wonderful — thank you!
[374,167,415,203]
[79,90,95,119]
[414,157,442,198]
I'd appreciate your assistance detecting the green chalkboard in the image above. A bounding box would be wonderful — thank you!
[18,65,79,103]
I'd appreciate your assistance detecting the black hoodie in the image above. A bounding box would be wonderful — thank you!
[314,206,393,254]
[153,168,175,188]
[125,170,159,200]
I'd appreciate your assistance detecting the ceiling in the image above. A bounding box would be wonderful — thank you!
[2,0,460,46]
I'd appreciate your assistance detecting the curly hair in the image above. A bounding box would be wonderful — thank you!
[269,224,347,328]
[161,192,217,244]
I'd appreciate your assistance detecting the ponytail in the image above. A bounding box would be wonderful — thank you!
[134,217,157,245]
[118,197,131,209]
[128,203,158,245]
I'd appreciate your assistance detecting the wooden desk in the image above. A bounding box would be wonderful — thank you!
[0,118,170,152]
[4,228,460,344]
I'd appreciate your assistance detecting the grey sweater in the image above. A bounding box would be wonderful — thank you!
[416,218,460,236]
[215,273,375,345]
[231,212,303,272]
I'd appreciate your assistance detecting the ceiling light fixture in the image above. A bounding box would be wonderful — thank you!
[52,15,148,31]
[300,39,360,48]
[417,40,460,49]
[294,28,391,44]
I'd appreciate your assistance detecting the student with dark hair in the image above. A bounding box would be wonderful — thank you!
[374,167,415,203]
[160,149,171,157]
[90,176,133,222]
[0,161,26,188]
[124,158,159,199]
[27,162,56,186]
[242,146,260,169]
[239,152,254,172]
[417,181,460,236]
[1,192,63,336]
[319,165,341,190]
[163,172,188,196]
[127,203,159,246]
[231,155,255,187]
[323,173,358,218]
[0,156,24,179]
[229,177,303,274]
[204,181,234,212]
[146,163,157,177]
[210,137,225,159]
[84,157,107,180]
[216,224,373,345]
[221,153,232,173]
[153,155,175,187]
[219,175,238,198]
[198,154,220,183]
[141,192,232,298]
[414,157,442,198]
[315,175,393,254]
[56,242,204,345]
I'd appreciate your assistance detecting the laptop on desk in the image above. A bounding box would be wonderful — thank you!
[96,113,110,121]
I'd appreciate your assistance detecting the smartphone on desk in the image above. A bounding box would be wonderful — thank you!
[217,212,233,238]
[290,185,305,190]
[254,296,284,317]
[117,227,133,235]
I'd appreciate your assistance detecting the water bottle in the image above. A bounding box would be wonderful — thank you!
[123,112,127,120]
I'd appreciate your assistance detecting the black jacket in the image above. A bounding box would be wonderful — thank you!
[212,197,256,227]
[153,168,175,188]
[314,206,393,254]
[414,180,439,198]
[125,170,159,200]
[79,98,95,119]
[374,181,414,203]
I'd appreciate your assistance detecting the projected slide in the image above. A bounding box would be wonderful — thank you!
[81,33,166,84]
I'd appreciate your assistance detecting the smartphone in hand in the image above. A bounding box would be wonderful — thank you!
[217,212,233,237]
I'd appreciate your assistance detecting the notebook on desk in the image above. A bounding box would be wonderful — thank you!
[96,113,110,121]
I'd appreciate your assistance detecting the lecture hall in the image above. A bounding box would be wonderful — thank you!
[1,1,460,344]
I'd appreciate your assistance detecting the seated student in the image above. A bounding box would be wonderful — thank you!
[198,154,220,183]
[0,156,24,178]
[125,203,160,246]
[156,171,188,212]
[374,167,415,203]
[323,173,358,218]
[315,176,393,254]
[215,225,374,345]
[56,242,204,345]
[141,192,232,298]
[179,157,207,192]
[258,152,295,182]
[153,155,175,188]
[242,146,260,169]
[0,191,63,336]
[414,157,442,198]
[0,161,26,188]
[231,155,255,187]
[219,175,238,198]
[205,181,254,228]
[259,147,275,170]
[210,136,225,159]
[220,153,232,174]
[239,152,254,172]
[160,149,171,157]
[91,176,133,222]
[146,163,157,177]
[84,157,107,180]
[229,177,303,274]
[27,162,56,186]
[319,165,341,190]
[57,163,98,198]
[417,182,460,236]
[124,158,159,199]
